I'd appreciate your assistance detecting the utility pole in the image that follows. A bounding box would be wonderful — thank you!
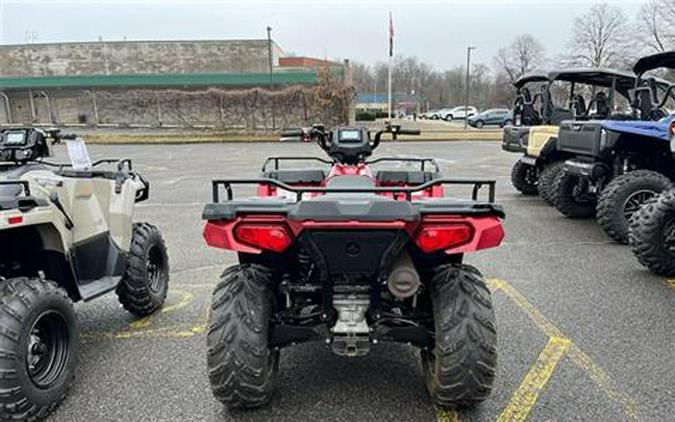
[266,26,275,129]
[464,46,475,130]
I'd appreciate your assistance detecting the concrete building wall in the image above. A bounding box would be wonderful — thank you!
[0,86,344,130]
[0,39,283,77]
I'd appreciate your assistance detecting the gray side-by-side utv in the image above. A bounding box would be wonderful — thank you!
[0,128,169,420]
[553,52,675,243]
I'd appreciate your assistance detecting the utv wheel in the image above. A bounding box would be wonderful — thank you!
[511,161,538,195]
[421,264,497,408]
[597,170,673,244]
[0,277,79,421]
[551,171,596,218]
[630,189,675,275]
[117,223,170,317]
[538,161,565,204]
[207,264,278,409]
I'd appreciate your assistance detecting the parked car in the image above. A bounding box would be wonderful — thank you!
[468,109,512,128]
[424,109,444,120]
[443,106,478,120]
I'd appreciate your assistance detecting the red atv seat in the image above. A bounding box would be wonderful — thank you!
[262,169,326,184]
[376,170,437,185]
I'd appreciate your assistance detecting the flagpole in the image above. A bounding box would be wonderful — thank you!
[388,54,392,120]
[388,11,393,120]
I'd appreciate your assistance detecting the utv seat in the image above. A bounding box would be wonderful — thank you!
[632,78,667,121]
[588,91,611,120]
[375,170,437,185]
[571,94,587,119]
[516,88,542,126]
[262,169,326,184]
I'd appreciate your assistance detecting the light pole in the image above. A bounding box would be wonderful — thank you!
[266,26,274,87]
[464,46,476,129]
[266,26,275,129]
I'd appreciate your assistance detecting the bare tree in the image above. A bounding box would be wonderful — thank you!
[493,34,545,84]
[566,3,631,68]
[637,0,675,53]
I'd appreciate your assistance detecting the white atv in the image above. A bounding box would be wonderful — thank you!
[0,128,169,420]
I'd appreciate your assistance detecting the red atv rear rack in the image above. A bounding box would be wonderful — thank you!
[211,178,496,203]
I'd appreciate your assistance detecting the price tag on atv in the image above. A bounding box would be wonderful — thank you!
[65,138,92,170]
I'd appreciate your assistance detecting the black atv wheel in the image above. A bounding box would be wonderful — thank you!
[551,171,596,218]
[421,264,497,408]
[630,189,675,275]
[117,223,170,317]
[596,170,673,244]
[511,160,538,195]
[207,264,278,409]
[538,161,565,204]
[0,277,79,421]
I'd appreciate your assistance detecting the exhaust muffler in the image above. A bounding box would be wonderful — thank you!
[387,251,421,299]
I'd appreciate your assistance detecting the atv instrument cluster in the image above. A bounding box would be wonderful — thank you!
[0,128,51,162]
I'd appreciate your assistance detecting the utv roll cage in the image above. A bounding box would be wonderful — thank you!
[631,51,675,120]
[511,68,641,126]
[512,71,551,126]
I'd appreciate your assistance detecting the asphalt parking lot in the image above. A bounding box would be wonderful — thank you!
[47,140,674,422]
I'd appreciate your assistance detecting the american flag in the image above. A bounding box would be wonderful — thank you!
[389,12,394,57]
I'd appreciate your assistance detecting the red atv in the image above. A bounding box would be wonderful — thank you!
[202,124,505,409]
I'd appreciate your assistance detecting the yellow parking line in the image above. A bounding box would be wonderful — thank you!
[488,278,642,421]
[497,336,571,422]
[129,290,194,329]
[84,299,211,340]
[566,346,641,422]
[488,279,564,339]
[664,278,675,289]
[436,408,461,422]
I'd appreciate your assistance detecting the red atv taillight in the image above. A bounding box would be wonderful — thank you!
[415,224,474,253]
[234,223,293,252]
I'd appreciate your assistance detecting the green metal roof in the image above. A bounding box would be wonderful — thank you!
[0,71,320,90]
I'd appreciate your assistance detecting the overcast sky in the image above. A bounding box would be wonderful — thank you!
[0,0,645,69]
